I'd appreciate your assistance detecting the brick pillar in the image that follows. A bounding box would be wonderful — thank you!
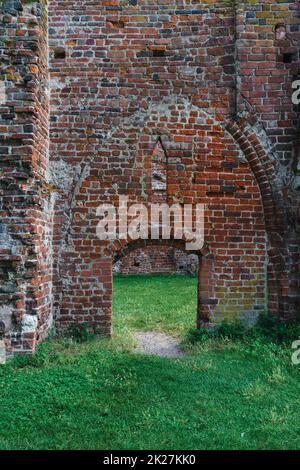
[235,1,300,319]
[0,0,53,359]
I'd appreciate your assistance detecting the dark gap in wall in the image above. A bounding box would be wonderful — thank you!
[54,48,66,60]
[152,49,166,57]
[282,53,294,64]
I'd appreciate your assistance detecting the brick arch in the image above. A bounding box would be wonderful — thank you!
[62,126,175,245]
[54,106,269,332]
[64,95,211,212]
[61,105,197,260]
[226,119,281,231]
[226,118,287,316]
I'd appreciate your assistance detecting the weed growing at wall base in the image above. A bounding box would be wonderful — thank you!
[184,314,300,349]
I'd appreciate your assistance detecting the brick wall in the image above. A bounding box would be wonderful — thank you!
[0,0,53,357]
[233,0,300,318]
[114,245,199,275]
[0,1,299,357]
[48,0,267,332]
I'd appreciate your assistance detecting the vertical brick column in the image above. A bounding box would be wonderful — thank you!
[0,0,53,358]
[235,1,300,319]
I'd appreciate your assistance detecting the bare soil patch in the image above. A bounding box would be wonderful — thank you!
[134,331,185,358]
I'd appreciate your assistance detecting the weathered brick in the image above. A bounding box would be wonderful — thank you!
[0,0,299,358]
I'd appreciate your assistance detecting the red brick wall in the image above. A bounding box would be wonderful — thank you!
[114,246,180,275]
[114,245,198,275]
[233,0,300,318]
[48,0,269,333]
[1,1,299,357]
[0,0,53,358]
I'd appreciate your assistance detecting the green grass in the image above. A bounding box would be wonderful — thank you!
[0,274,299,450]
[113,273,198,336]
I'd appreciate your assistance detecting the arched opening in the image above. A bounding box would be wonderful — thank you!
[112,240,200,337]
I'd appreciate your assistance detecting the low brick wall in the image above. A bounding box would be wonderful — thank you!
[114,246,199,275]
[0,0,299,358]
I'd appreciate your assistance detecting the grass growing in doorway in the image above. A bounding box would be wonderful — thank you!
[113,274,198,336]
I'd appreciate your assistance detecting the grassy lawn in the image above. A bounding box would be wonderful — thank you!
[0,274,299,450]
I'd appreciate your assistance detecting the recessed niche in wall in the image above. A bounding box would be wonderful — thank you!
[282,53,294,64]
[54,48,66,60]
[152,139,167,192]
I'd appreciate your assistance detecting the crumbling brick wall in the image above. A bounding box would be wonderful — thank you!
[0,0,299,357]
